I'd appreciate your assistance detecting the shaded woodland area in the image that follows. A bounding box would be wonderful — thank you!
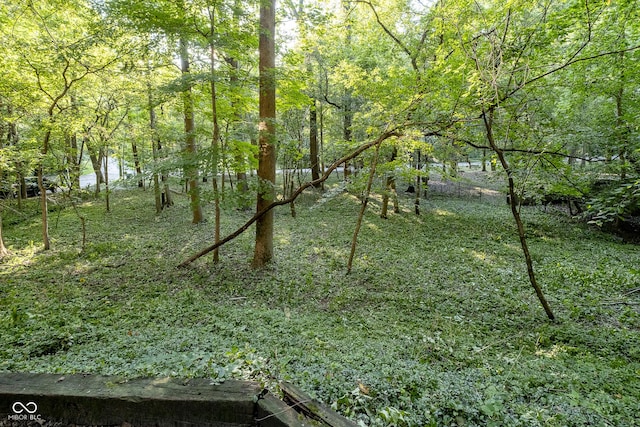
[1,1,639,426]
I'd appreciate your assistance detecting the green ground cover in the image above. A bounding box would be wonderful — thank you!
[1,177,638,426]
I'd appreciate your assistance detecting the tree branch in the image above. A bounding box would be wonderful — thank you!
[356,0,419,72]
[178,127,402,267]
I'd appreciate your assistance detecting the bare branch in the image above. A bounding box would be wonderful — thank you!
[178,127,402,267]
[355,0,419,72]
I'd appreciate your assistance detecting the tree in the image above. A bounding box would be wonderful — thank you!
[10,0,119,249]
[179,35,205,224]
[106,0,209,222]
[252,0,277,267]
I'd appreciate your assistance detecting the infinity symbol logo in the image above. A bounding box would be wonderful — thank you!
[12,401,38,414]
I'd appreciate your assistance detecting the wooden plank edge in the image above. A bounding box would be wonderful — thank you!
[279,382,358,427]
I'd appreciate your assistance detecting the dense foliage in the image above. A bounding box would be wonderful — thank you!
[1,180,639,426]
[1,0,640,425]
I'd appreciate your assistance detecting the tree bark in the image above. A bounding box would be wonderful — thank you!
[180,37,204,224]
[309,99,321,185]
[148,78,162,214]
[132,140,143,188]
[180,129,401,268]
[39,128,51,250]
[86,138,104,193]
[209,7,222,263]
[252,0,277,268]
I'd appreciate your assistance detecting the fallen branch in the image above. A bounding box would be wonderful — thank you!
[601,301,640,306]
[622,287,640,297]
[178,128,402,268]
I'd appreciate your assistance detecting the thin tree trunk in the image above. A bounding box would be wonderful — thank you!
[343,97,353,180]
[159,138,173,208]
[180,37,204,224]
[132,140,143,187]
[392,178,399,213]
[226,9,249,199]
[39,129,51,250]
[180,129,401,268]
[66,97,82,191]
[67,133,81,190]
[149,81,162,214]
[381,175,391,219]
[209,7,221,263]
[347,141,382,273]
[252,0,277,268]
[414,150,421,215]
[86,139,104,194]
[104,150,110,212]
[482,109,555,320]
[309,98,321,184]
[381,147,398,218]
[0,211,8,258]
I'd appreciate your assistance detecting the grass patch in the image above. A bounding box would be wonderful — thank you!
[1,176,638,426]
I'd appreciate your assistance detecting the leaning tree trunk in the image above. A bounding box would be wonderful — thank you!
[482,109,555,320]
[347,142,382,273]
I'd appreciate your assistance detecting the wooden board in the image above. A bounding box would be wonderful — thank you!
[280,382,358,427]
[0,373,357,427]
[0,373,259,426]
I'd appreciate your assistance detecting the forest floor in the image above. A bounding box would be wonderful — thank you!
[1,171,639,426]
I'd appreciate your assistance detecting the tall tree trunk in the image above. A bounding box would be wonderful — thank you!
[180,37,204,224]
[252,0,277,268]
[209,7,222,263]
[159,138,173,208]
[309,99,321,185]
[229,57,249,196]
[39,129,51,250]
[227,2,249,198]
[149,81,162,214]
[180,129,401,268]
[482,109,555,320]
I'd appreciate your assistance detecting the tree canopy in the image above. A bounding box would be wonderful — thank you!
[1,0,639,301]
